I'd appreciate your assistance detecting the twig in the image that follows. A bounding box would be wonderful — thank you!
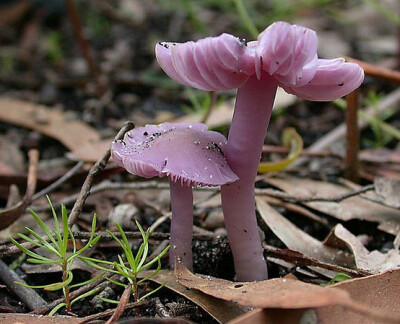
[345,89,360,182]
[31,161,85,201]
[264,245,370,277]
[262,196,329,226]
[154,297,172,318]
[105,283,132,324]
[66,0,99,78]
[345,56,400,84]
[255,184,375,203]
[0,149,39,230]
[79,300,148,323]
[68,121,134,226]
[0,259,47,311]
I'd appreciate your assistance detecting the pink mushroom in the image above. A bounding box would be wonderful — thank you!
[155,21,364,281]
[111,122,238,270]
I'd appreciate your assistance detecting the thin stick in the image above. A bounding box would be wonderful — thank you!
[0,149,39,230]
[65,0,99,78]
[105,283,132,324]
[255,184,375,203]
[68,121,134,226]
[0,259,47,310]
[345,89,360,182]
[264,245,370,277]
[79,301,148,323]
[31,161,85,201]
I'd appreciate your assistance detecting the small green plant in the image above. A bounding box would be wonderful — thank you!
[80,222,170,303]
[10,197,103,315]
[324,272,352,286]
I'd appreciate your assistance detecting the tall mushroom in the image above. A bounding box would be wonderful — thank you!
[155,21,364,281]
[111,122,238,270]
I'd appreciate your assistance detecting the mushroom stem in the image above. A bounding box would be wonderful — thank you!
[221,73,278,281]
[169,178,194,271]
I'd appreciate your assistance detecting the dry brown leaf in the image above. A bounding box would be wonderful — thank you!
[372,176,400,208]
[0,313,81,324]
[256,197,355,267]
[67,139,110,162]
[227,308,306,324]
[324,224,400,273]
[175,264,400,323]
[137,269,246,323]
[317,268,400,323]
[175,262,349,309]
[0,97,100,158]
[265,177,400,235]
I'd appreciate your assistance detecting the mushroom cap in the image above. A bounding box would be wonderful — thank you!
[111,122,239,187]
[156,33,255,91]
[155,21,364,101]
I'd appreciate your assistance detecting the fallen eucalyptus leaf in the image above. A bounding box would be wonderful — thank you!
[317,268,400,323]
[256,197,354,268]
[324,224,400,273]
[0,97,100,159]
[137,270,245,323]
[175,263,400,323]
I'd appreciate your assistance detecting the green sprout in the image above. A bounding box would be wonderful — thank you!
[10,197,103,315]
[80,221,170,303]
[324,272,352,286]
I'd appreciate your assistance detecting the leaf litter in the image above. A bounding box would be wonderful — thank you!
[174,262,400,323]
[264,176,400,235]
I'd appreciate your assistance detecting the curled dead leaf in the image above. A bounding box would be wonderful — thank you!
[175,263,400,323]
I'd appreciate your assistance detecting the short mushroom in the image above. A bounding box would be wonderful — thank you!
[111,122,238,270]
[155,21,364,281]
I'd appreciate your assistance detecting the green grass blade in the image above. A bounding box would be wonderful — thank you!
[46,196,62,245]
[10,237,54,262]
[69,235,101,261]
[26,258,62,266]
[138,258,162,285]
[138,281,166,301]
[79,257,120,274]
[15,281,59,290]
[70,272,105,289]
[48,302,66,316]
[99,297,120,304]
[71,287,101,305]
[68,227,77,255]
[106,277,127,288]
[61,205,69,255]
[115,224,136,269]
[140,245,170,271]
[28,209,59,248]
[22,229,61,257]
[44,270,73,291]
